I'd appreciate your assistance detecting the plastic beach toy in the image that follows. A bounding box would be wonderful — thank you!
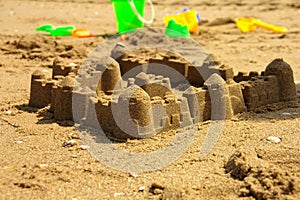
[50,26,75,36]
[235,18,288,33]
[36,24,75,36]
[72,28,94,38]
[36,24,54,32]
[164,9,199,34]
[165,19,190,38]
[182,8,201,23]
[110,0,155,34]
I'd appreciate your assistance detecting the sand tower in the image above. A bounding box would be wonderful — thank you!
[265,58,297,101]
[72,86,95,124]
[100,57,122,95]
[204,73,233,120]
[29,70,54,108]
[114,85,154,138]
[128,86,152,127]
[31,69,46,80]
[53,76,76,120]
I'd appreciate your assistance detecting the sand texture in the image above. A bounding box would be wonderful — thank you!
[0,0,299,199]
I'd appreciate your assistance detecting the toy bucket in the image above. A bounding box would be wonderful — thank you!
[163,10,199,34]
[110,0,155,34]
[180,10,199,33]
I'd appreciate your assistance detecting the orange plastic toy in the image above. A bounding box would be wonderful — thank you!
[72,28,95,38]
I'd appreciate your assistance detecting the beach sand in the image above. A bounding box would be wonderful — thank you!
[0,0,299,199]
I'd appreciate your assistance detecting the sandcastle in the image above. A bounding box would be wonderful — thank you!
[29,53,297,140]
[28,30,298,140]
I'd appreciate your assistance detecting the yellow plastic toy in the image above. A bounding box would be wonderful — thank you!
[164,10,199,34]
[235,18,288,33]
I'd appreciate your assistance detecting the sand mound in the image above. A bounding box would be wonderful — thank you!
[1,34,99,65]
[240,167,299,200]
[225,150,299,199]
[225,149,260,180]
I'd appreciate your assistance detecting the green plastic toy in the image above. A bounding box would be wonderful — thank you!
[36,24,75,36]
[165,19,190,38]
[36,24,54,32]
[110,0,155,34]
[49,26,75,36]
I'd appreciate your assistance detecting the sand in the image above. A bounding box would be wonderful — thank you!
[0,0,299,199]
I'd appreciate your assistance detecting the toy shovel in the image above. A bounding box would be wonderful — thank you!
[36,24,75,36]
[235,18,288,33]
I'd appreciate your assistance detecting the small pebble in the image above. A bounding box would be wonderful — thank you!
[266,136,281,143]
[69,132,80,139]
[79,145,90,150]
[129,172,138,178]
[114,192,125,197]
[138,186,146,191]
[62,140,76,147]
[116,42,125,47]
[150,182,165,190]
[36,164,49,168]
[281,112,292,116]
[15,140,23,144]
[5,110,12,115]
[68,62,77,67]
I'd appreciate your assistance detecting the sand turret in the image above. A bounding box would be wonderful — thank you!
[112,85,154,138]
[29,70,54,108]
[128,86,152,127]
[52,76,76,121]
[100,57,121,95]
[204,73,233,120]
[31,69,46,80]
[265,58,297,101]
[72,86,95,124]
[60,76,76,89]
